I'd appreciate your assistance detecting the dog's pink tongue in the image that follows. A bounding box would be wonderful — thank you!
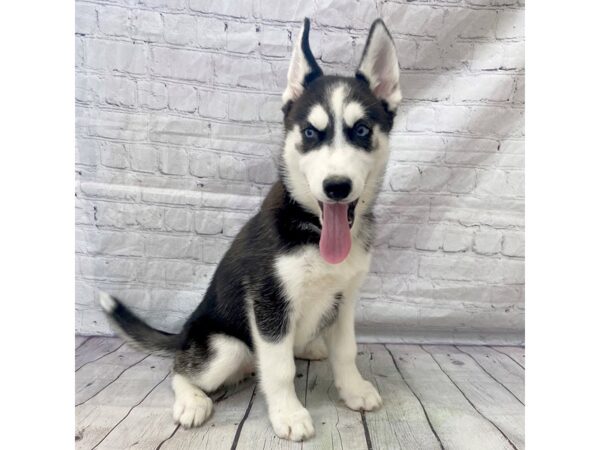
[320,203,351,264]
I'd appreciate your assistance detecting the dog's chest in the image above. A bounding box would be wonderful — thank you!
[275,243,371,347]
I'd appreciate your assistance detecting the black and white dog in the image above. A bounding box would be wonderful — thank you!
[100,18,401,442]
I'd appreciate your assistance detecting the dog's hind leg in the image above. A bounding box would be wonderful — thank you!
[172,334,253,428]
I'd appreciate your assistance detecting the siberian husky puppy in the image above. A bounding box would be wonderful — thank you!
[100,18,402,441]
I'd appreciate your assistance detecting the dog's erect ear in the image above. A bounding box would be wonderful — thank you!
[356,19,402,111]
[282,18,323,105]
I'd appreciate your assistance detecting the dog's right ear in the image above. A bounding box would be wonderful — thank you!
[282,18,323,107]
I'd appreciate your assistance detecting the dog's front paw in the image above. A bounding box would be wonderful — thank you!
[173,392,213,428]
[338,379,382,411]
[270,406,315,441]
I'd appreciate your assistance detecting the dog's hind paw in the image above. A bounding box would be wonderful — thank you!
[173,392,213,428]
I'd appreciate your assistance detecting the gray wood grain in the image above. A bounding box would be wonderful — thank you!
[492,346,525,369]
[387,344,517,450]
[75,353,172,449]
[161,378,257,450]
[232,360,309,450]
[358,344,442,449]
[303,359,367,450]
[96,373,177,449]
[76,336,123,371]
[457,345,524,403]
[76,335,90,349]
[76,343,149,405]
[422,345,524,449]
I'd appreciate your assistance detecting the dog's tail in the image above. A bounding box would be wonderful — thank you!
[99,292,181,355]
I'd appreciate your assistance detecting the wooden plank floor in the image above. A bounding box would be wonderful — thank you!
[75,337,525,450]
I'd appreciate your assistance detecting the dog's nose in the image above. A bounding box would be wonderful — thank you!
[323,177,353,201]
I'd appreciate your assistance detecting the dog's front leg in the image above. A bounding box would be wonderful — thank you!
[326,294,382,411]
[254,330,315,441]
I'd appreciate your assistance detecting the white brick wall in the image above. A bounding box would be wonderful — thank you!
[75,0,525,345]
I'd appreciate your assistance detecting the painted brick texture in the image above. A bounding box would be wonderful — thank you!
[75,0,525,344]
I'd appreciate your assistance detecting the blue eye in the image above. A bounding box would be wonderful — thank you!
[355,124,371,137]
[304,127,317,139]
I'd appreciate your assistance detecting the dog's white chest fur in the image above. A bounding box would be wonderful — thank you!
[275,241,371,350]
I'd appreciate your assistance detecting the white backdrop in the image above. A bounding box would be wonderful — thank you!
[75,0,524,344]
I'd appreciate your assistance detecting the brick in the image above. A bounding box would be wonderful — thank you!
[226,22,259,54]
[453,74,514,102]
[145,235,199,258]
[85,39,147,74]
[151,47,212,82]
[168,84,197,113]
[75,74,103,104]
[193,211,222,236]
[321,33,354,64]
[84,230,144,256]
[370,249,418,274]
[163,14,197,46]
[100,142,128,169]
[442,229,472,252]
[104,76,136,107]
[159,147,188,175]
[260,26,290,57]
[513,76,524,103]
[164,261,212,287]
[190,0,253,17]
[471,42,524,71]
[190,151,219,178]
[247,158,278,184]
[129,144,158,173]
[223,212,248,237]
[447,168,477,194]
[139,0,186,9]
[474,230,503,255]
[496,10,525,39]
[259,97,283,122]
[419,255,523,283]
[138,80,168,110]
[387,224,418,248]
[502,232,524,257]
[197,17,226,49]
[389,165,420,192]
[165,208,193,232]
[87,110,148,141]
[77,255,137,282]
[458,10,497,39]
[76,139,100,167]
[227,92,261,121]
[219,155,247,181]
[420,166,452,192]
[416,227,444,251]
[257,0,314,21]
[198,91,228,119]
[401,74,452,102]
[203,239,230,263]
[406,106,435,132]
[76,3,97,35]
[381,3,445,37]
[214,55,268,89]
[130,9,163,42]
[149,115,210,145]
[468,106,524,137]
[98,6,129,37]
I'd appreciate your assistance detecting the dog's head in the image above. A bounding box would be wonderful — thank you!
[280,19,401,263]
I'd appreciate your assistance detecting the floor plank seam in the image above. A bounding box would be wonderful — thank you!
[488,346,525,370]
[91,370,172,450]
[383,345,445,450]
[455,346,524,406]
[230,384,257,450]
[155,424,180,450]
[76,342,126,373]
[76,354,150,407]
[360,411,373,450]
[75,336,92,351]
[420,345,518,450]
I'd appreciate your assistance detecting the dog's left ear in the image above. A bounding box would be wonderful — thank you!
[282,18,323,106]
[356,20,402,111]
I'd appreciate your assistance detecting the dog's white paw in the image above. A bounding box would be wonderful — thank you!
[295,338,328,361]
[173,392,213,428]
[338,379,382,411]
[270,406,315,441]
